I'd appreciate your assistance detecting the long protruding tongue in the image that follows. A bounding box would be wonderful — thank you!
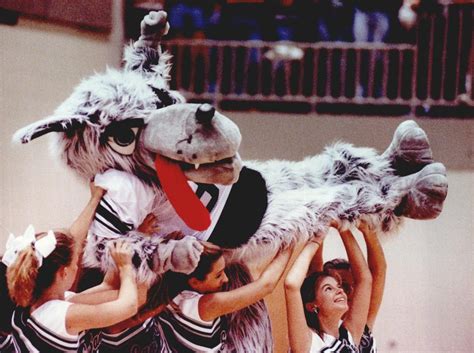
[154,154,211,231]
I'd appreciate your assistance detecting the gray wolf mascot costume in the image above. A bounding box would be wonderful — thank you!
[13,11,448,352]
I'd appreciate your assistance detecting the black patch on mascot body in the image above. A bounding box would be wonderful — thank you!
[208,167,268,248]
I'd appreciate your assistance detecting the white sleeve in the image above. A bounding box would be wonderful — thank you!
[64,291,76,300]
[94,169,134,203]
[309,331,326,353]
[94,169,154,229]
[31,300,77,340]
[174,291,206,323]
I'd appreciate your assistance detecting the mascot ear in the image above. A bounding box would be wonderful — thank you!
[13,115,86,144]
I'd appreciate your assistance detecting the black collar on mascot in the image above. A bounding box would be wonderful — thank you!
[208,167,268,249]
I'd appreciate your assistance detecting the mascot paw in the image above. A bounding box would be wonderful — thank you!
[383,120,433,176]
[168,236,204,274]
[395,162,448,219]
[135,11,170,49]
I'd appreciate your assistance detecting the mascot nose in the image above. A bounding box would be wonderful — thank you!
[196,104,215,125]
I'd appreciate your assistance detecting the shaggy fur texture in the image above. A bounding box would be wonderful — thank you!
[223,263,273,353]
[13,11,448,353]
[83,231,203,287]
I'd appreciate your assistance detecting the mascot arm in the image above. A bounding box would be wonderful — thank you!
[153,236,204,274]
[134,11,169,49]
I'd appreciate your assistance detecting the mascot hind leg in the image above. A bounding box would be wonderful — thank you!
[383,120,448,220]
[382,120,434,175]
[393,162,447,220]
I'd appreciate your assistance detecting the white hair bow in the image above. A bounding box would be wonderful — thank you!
[2,225,57,268]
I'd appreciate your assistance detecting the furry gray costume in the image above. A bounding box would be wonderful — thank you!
[14,11,448,352]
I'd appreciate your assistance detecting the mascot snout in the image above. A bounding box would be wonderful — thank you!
[142,103,243,185]
[142,103,243,231]
[195,103,215,125]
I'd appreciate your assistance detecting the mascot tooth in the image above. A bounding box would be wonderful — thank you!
[13,10,448,352]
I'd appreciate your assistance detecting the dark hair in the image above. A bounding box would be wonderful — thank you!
[0,262,15,334]
[144,271,181,312]
[158,242,225,306]
[6,231,74,307]
[300,270,341,337]
[323,258,353,296]
[189,242,224,281]
[323,258,350,272]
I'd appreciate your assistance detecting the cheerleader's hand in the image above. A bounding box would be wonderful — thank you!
[109,240,133,270]
[138,213,160,236]
[89,181,106,201]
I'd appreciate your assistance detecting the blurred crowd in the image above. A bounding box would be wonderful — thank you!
[127,0,471,107]
[131,0,465,44]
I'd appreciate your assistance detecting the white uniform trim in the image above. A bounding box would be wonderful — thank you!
[10,317,40,353]
[189,182,232,241]
[11,304,80,353]
[101,317,152,346]
[92,169,155,238]
[31,300,77,341]
[91,169,231,241]
[159,290,225,352]
[309,326,357,353]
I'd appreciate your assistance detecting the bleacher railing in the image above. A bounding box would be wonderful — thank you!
[163,4,472,112]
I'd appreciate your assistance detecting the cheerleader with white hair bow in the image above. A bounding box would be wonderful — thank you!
[3,184,142,353]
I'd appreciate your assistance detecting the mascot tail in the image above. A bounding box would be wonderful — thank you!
[223,263,273,353]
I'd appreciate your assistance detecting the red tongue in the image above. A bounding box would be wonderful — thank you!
[154,154,211,231]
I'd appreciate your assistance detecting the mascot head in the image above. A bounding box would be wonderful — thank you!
[13,11,242,230]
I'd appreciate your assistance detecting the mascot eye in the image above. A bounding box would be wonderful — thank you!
[107,127,139,155]
[113,128,136,146]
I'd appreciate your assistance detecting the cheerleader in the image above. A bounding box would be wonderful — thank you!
[4,184,139,352]
[285,222,373,353]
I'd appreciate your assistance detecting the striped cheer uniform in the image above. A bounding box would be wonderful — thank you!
[359,325,377,353]
[158,290,227,352]
[0,334,15,353]
[99,317,169,353]
[10,307,81,353]
[310,325,360,353]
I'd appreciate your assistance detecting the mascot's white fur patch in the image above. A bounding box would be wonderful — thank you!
[13,11,448,353]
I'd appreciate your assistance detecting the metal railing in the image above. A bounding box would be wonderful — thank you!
[163,4,473,112]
